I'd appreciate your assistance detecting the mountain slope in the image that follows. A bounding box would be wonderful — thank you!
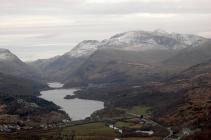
[66,40,99,57]
[30,40,100,81]
[162,40,211,67]
[155,59,211,137]
[63,48,178,87]
[0,49,42,81]
[0,72,47,96]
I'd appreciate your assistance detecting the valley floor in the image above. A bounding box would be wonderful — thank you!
[0,116,168,140]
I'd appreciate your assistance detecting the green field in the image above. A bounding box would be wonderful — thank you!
[62,122,116,136]
[115,121,131,128]
[127,106,151,115]
[0,122,118,140]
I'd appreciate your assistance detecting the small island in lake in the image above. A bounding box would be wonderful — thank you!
[64,95,76,99]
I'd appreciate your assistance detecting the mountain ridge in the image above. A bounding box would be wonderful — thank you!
[29,30,211,87]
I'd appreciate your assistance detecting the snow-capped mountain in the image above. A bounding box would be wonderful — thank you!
[30,30,211,85]
[99,30,206,50]
[54,30,207,59]
[60,30,207,59]
[65,40,100,58]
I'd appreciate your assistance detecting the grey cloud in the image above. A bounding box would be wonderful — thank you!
[0,0,211,16]
[0,0,211,60]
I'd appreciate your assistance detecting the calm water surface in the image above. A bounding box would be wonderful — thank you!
[40,82,104,121]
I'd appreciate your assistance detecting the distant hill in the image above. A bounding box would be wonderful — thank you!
[0,49,43,81]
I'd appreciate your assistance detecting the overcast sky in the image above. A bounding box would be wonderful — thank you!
[0,0,211,61]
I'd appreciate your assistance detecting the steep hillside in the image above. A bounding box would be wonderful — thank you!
[0,49,42,81]
[75,59,211,131]
[0,72,68,127]
[0,72,47,96]
[158,60,211,126]
[64,48,178,87]
[29,40,100,81]
[162,40,211,68]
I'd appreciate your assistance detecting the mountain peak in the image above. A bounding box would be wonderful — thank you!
[0,48,18,61]
[153,29,169,35]
[66,40,100,57]
[101,30,207,50]
[110,31,147,39]
[0,48,10,53]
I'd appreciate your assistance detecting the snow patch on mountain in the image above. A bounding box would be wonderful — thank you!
[66,40,100,57]
[60,30,208,59]
[100,30,207,50]
[170,33,205,47]
[153,29,169,35]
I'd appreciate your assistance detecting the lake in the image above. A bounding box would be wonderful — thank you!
[40,82,104,121]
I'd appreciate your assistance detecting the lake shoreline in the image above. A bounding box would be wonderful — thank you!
[39,82,104,121]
